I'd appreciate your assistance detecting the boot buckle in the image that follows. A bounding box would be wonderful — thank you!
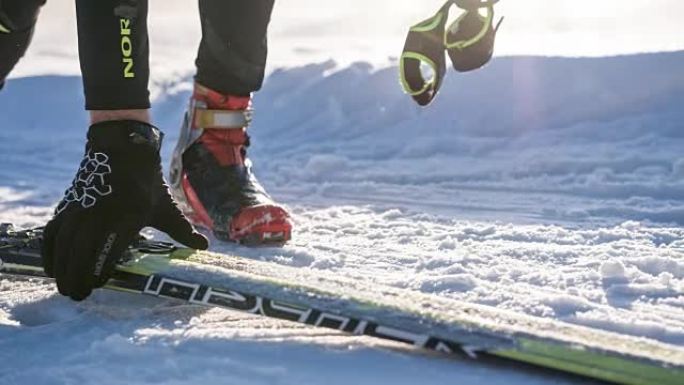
[193,109,252,129]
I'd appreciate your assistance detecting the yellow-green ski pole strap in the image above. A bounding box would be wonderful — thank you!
[444,5,494,50]
[399,1,451,106]
[446,0,503,72]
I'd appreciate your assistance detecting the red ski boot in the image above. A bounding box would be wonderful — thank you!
[169,83,292,245]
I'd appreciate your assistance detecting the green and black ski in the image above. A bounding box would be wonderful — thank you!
[1,224,682,385]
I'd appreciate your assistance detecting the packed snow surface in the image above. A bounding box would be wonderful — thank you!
[2,52,684,384]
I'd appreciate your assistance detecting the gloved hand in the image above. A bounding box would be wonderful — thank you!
[42,120,208,301]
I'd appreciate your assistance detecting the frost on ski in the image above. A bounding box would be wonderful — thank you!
[2,51,684,384]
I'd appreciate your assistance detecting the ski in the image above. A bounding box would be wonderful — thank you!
[1,224,682,385]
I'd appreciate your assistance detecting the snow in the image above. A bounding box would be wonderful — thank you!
[2,2,684,383]
[3,52,684,383]
[600,260,627,279]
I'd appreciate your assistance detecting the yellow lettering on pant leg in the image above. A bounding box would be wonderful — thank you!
[123,58,135,78]
[120,18,134,78]
[120,19,130,35]
[121,36,133,58]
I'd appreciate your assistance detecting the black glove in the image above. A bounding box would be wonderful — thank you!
[42,120,208,301]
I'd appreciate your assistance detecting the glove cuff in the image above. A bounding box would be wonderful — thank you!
[87,120,163,154]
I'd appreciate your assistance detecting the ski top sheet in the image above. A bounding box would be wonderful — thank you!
[1,225,683,385]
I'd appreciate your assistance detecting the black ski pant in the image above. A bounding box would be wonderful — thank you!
[0,0,274,109]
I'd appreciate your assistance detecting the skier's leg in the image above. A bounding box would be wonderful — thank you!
[170,0,292,245]
[0,0,46,91]
[75,0,150,123]
[195,0,274,96]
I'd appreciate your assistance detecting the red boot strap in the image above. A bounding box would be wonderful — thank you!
[198,129,248,165]
[194,83,251,110]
